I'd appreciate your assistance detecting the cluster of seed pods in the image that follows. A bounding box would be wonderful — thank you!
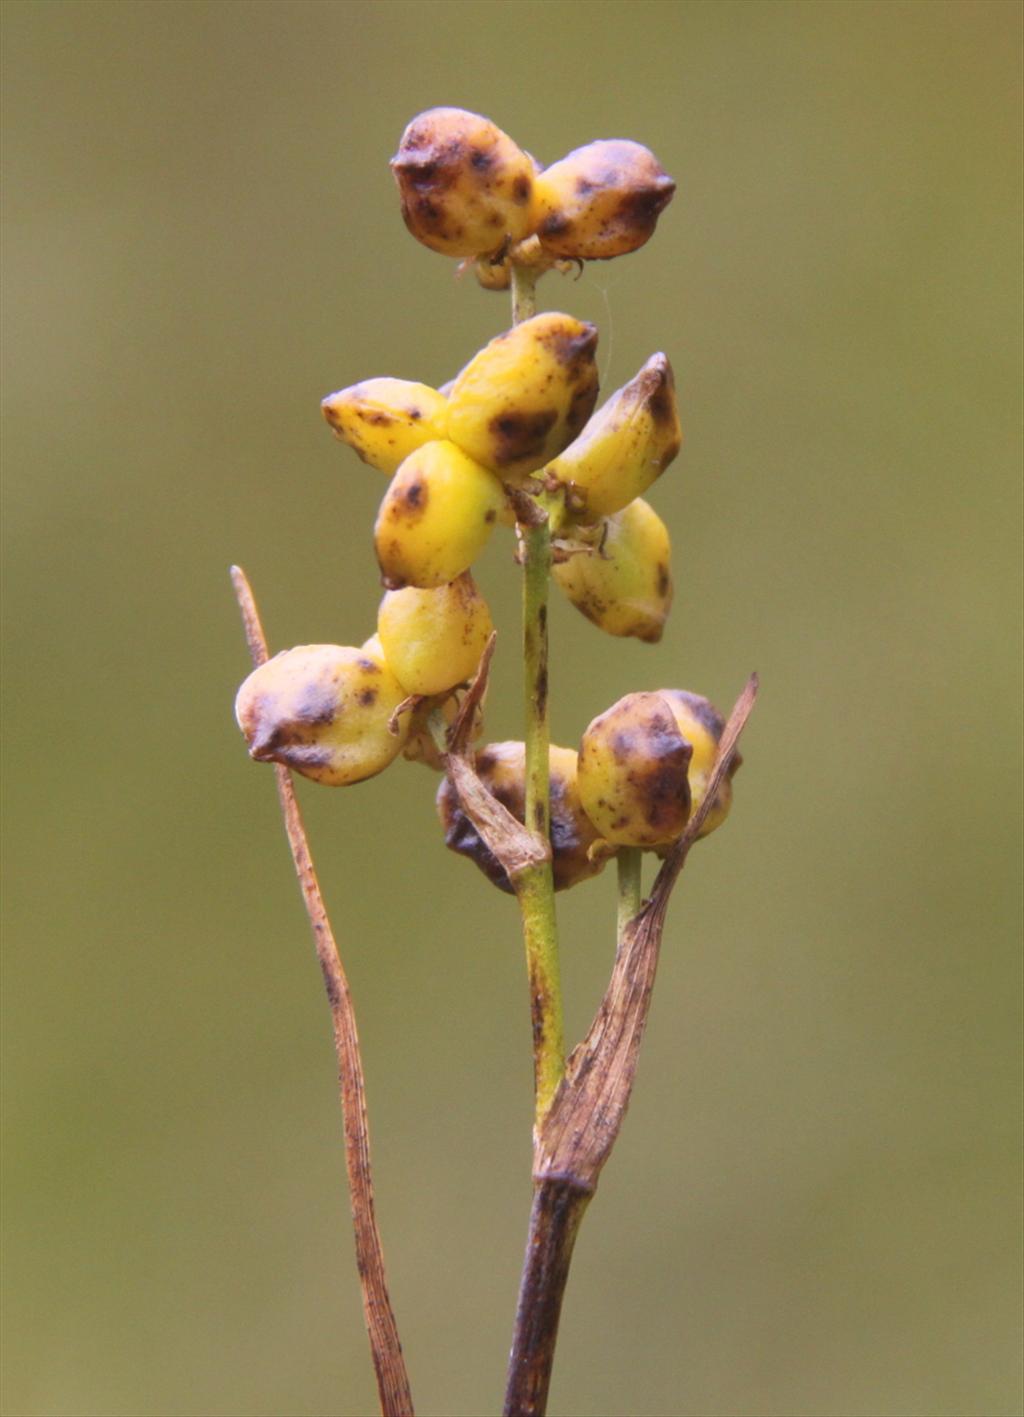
[235,107,740,885]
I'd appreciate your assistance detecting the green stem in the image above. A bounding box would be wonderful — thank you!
[511,262,537,323]
[510,261,565,1128]
[616,848,643,943]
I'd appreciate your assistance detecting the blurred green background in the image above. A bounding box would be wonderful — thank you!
[3,2,1021,1414]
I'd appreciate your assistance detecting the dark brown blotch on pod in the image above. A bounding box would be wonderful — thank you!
[617,704,692,837]
[388,477,428,520]
[488,408,558,467]
[636,352,682,460]
[566,381,598,439]
[436,742,610,892]
[660,689,725,742]
[295,683,338,726]
[539,321,599,376]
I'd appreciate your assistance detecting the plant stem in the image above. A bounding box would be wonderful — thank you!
[509,261,566,1128]
[231,566,414,1417]
[502,1179,591,1417]
[511,261,537,324]
[616,848,643,942]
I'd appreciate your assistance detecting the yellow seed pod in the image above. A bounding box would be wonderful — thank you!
[377,573,494,696]
[321,378,448,475]
[374,439,503,589]
[391,107,535,258]
[545,353,681,522]
[436,742,610,892]
[577,692,693,847]
[234,644,410,787]
[446,312,599,484]
[533,139,675,260]
[553,498,672,643]
[657,690,739,838]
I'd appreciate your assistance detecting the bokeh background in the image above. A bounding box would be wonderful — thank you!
[3,2,1021,1415]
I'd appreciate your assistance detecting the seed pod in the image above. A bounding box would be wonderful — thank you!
[553,498,672,643]
[545,353,681,522]
[533,139,675,260]
[377,573,493,696]
[437,742,610,892]
[577,692,693,847]
[234,643,409,787]
[578,688,739,847]
[657,689,739,838]
[446,312,599,484]
[321,378,448,475]
[391,107,535,258]
[374,439,503,588]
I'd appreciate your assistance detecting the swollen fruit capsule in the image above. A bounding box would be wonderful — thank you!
[578,692,693,847]
[533,139,675,260]
[391,107,536,258]
[552,498,672,643]
[374,439,503,588]
[436,743,610,892]
[377,573,493,697]
[545,353,681,522]
[446,313,599,484]
[321,378,448,475]
[578,689,738,847]
[234,643,410,787]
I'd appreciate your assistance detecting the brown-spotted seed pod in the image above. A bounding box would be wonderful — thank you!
[445,312,599,485]
[374,439,504,589]
[437,742,610,892]
[577,692,693,847]
[320,378,448,476]
[391,108,535,258]
[545,353,681,522]
[552,497,673,643]
[377,573,493,697]
[234,643,410,787]
[578,689,739,847]
[532,139,675,260]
